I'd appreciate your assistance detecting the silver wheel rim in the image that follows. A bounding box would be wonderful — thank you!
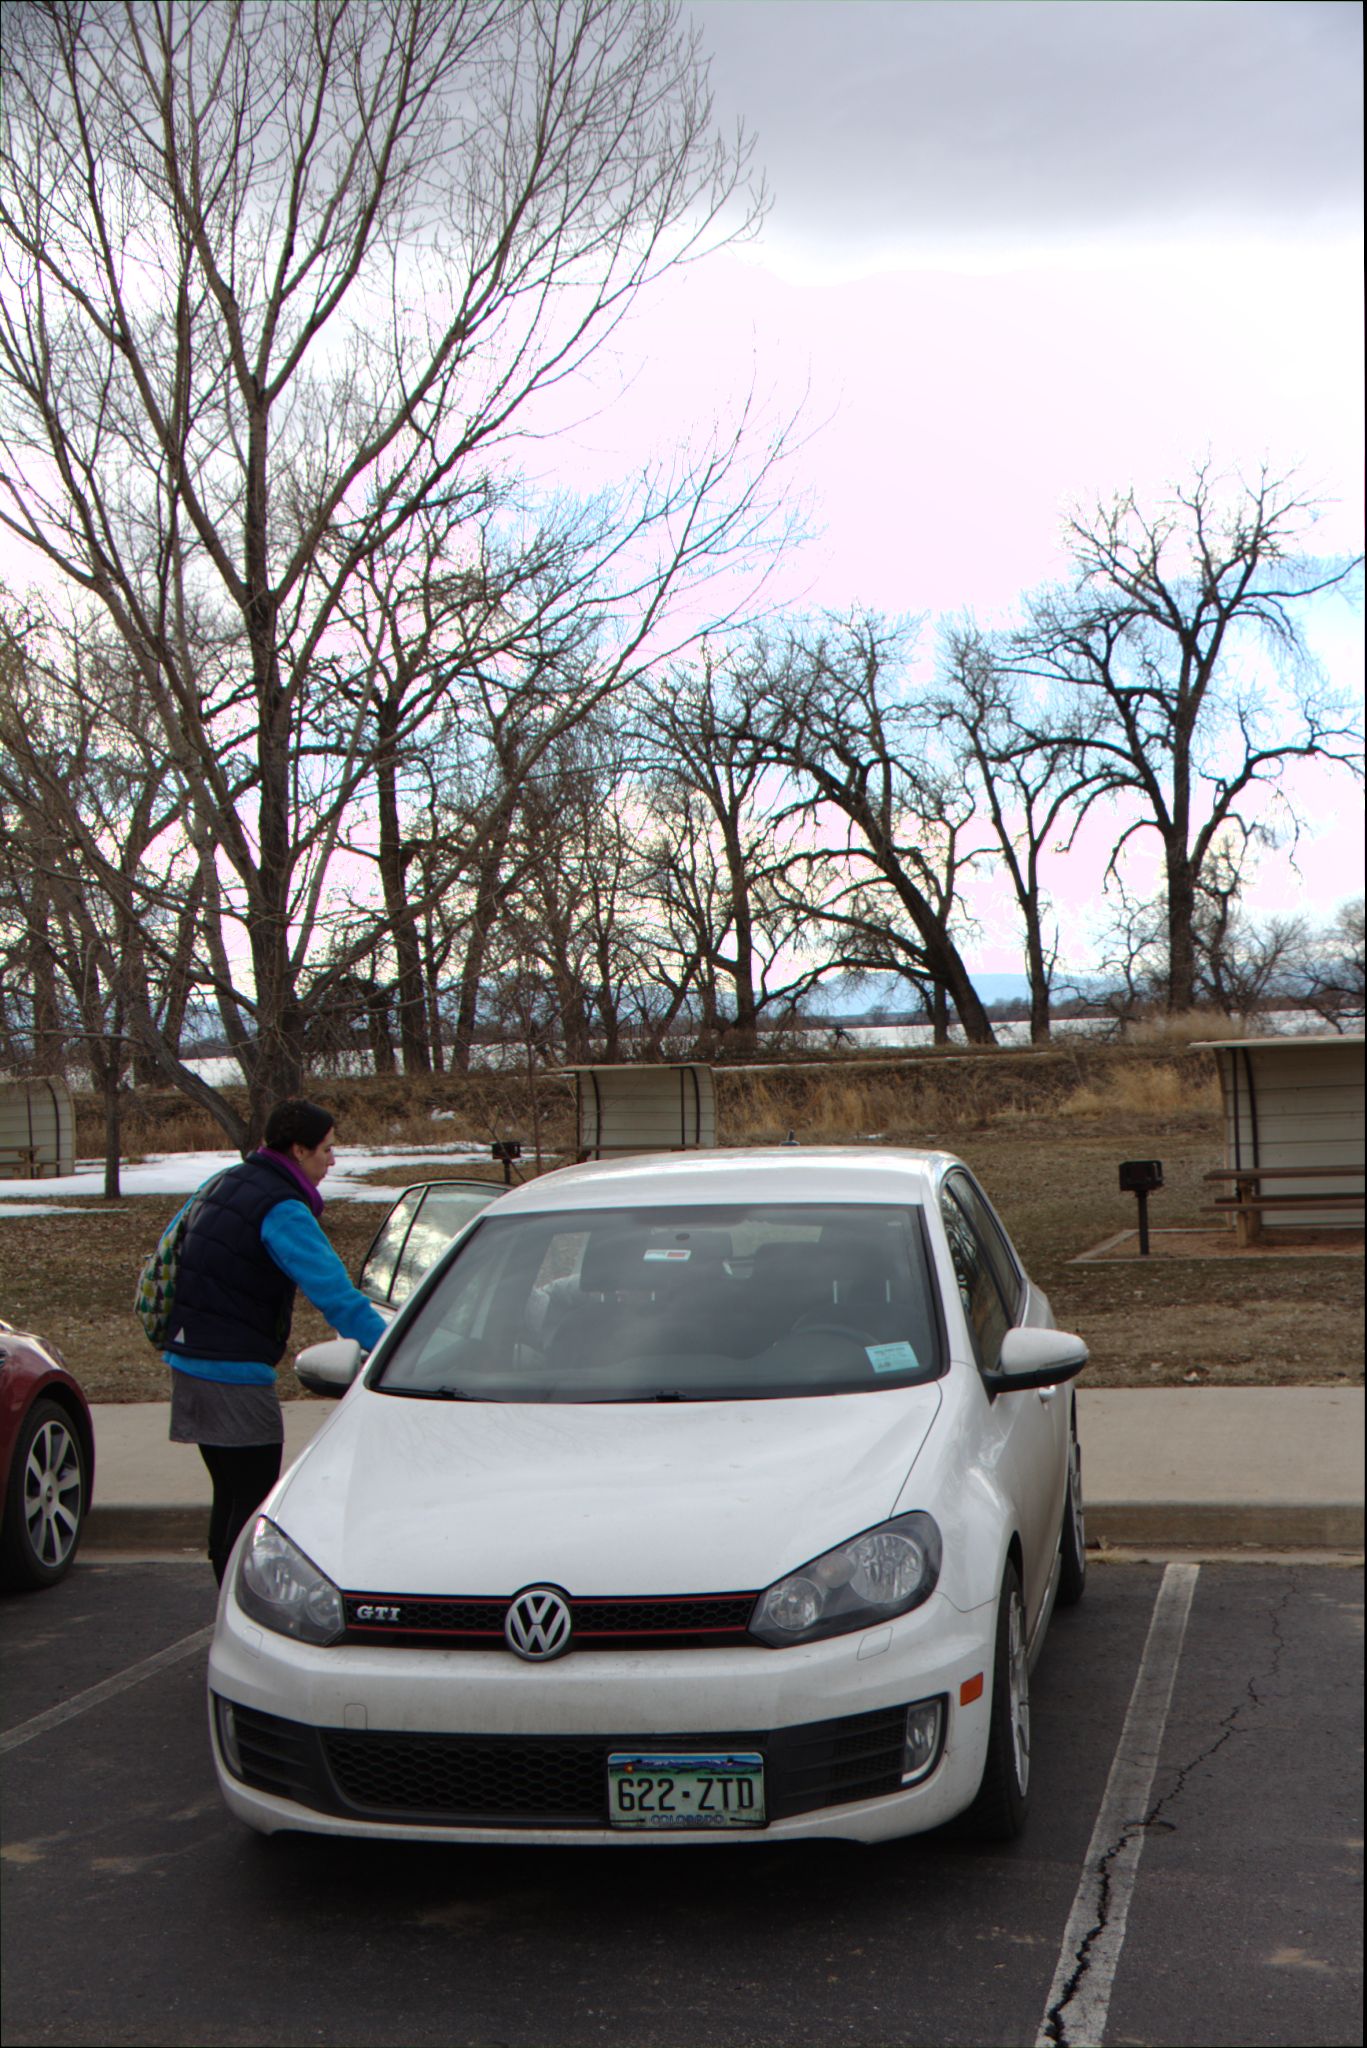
[1068,1433,1086,1559]
[23,1418,83,1568]
[1007,1587,1030,1795]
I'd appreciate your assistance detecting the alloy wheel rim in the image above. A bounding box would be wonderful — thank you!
[23,1420,82,1566]
[1007,1589,1030,1794]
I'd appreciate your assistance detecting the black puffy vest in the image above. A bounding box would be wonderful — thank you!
[164,1154,310,1364]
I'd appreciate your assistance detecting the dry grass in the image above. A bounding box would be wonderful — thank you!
[1110,1010,1261,1047]
[1058,1065,1222,1119]
[714,1043,1224,1144]
[91,1070,579,1163]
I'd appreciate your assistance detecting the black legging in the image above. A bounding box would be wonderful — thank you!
[198,1442,283,1584]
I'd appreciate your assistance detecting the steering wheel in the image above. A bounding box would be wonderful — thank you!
[791,1317,871,1344]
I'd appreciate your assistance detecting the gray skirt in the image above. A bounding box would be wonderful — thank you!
[169,1371,283,1448]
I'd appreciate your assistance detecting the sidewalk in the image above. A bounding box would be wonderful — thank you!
[81,1387,1365,1552]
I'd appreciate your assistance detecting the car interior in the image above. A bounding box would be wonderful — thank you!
[377,1206,945,1401]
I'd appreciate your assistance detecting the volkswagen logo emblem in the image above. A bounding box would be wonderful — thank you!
[504,1586,573,1661]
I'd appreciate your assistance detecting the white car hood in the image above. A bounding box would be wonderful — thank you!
[272,1384,943,1595]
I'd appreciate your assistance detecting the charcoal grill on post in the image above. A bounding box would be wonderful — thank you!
[491,1139,522,1187]
[1119,1159,1164,1255]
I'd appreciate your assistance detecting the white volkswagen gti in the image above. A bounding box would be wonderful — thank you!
[208,1148,1088,1846]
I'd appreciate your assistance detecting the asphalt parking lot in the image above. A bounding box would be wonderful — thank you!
[2,1557,1361,2048]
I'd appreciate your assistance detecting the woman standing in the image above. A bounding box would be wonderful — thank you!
[163,1100,387,1583]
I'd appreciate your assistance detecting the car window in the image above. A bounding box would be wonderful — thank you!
[359,1189,425,1304]
[373,1204,945,1402]
[945,1172,1022,1319]
[359,1183,499,1308]
[939,1188,1010,1371]
[390,1185,499,1306]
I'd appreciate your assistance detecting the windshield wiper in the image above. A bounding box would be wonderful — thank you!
[386,1384,473,1401]
[585,1389,690,1402]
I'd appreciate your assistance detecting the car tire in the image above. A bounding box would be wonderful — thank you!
[1056,1409,1087,1608]
[0,1398,89,1590]
[964,1558,1031,1842]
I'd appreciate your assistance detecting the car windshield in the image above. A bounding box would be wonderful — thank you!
[373,1204,944,1402]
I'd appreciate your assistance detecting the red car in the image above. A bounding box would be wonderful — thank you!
[0,1319,94,1590]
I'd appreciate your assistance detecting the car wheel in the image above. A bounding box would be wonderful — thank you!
[964,1558,1031,1841]
[1056,1411,1087,1608]
[0,1399,89,1590]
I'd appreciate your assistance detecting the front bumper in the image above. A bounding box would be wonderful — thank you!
[208,1589,996,1845]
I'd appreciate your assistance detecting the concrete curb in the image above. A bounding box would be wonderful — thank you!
[83,1500,1365,1554]
[1086,1502,1364,1548]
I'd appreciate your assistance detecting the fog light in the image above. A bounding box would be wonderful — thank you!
[214,1695,244,1780]
[902,1697,944,1783]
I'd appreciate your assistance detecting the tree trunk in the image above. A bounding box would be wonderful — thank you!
[1025,919,1052,1043]
[1165,852,1199,1012]
[365,983,397,1076]
[450,814,516,1071]
[28,862,64,1074]
[102,1050,122,1201]
[921,927,994,1046]
[450,879,502,1072]
[722,826,759,1054]
[374,711,431,1073]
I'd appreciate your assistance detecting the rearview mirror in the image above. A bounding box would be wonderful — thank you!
[295,1337,365,1397]
[982,1326,1088,1396]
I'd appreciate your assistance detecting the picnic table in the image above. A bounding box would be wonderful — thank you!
[1204,1164,1365,1248]
[0,1144,40,1179]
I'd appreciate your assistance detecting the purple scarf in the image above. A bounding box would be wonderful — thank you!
[257,1147,326,1218]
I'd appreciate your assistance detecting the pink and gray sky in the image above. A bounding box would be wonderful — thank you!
[541,0,1365,973]
[3,1,1360,983]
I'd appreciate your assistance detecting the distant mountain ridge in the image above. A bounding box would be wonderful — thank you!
[808,972,1033,1015]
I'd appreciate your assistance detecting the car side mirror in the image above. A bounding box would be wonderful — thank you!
[295,1337,365,1397]
[982,1326,1088,1396]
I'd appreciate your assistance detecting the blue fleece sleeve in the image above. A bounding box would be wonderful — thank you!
[261,1203,388,1351]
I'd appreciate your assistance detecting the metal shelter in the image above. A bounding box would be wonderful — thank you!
[562,1064,717,1161]
[0,1075,77,1179]
[1194,1035,1364,1230]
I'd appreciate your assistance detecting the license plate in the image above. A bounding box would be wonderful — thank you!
[607,1751,766,1829]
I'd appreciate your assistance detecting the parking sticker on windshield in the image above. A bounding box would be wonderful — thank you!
[866,1341,920,1374]
[643,1247,691,1262]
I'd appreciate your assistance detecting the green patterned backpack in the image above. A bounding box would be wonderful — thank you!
[132,1174,226,1348]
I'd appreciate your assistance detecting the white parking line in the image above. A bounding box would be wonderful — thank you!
[0,1625,214,1755]
[1036,1560,1200,2048]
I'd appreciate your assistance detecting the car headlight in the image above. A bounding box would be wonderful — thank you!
[750,1511,941,1647]
[234,1516,344,1645]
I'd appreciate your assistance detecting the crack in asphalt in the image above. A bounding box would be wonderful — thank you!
[1042,1575,1294,2047]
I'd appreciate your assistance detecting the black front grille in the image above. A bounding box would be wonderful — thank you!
[219,1696,922,1828]
[341,1590,758,1651]
[229,1701,321,1801]
[326,1730,606,1822]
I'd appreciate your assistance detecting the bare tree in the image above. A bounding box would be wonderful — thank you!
[936,625,1109,1042]
[1187,844,1311,1019]
[0,0,777,1136]
[751,614,998,1044]
[637,652,819,1054]
[1089,850,1330,1027]
[0,599,204,1184]
[1300,898,1366,1032]
[1011,465,1362,1012]
[491,721,648,1062]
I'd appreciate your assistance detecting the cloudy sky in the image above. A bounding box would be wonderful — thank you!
[555,0,1364,974]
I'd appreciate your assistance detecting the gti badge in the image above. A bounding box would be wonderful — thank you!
[355,1604,401,1622]
[504,1586,573,1661]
